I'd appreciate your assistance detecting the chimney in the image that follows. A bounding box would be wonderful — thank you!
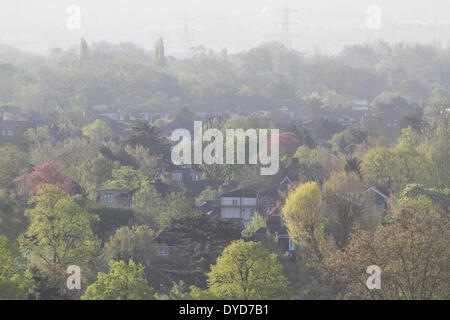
[386,176,392,193]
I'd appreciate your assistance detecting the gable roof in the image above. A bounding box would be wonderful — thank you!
[221,188,257,198]
[280,176,294,186]
[364,186,389,199]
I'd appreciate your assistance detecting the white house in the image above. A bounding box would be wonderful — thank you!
[220,189,258,227]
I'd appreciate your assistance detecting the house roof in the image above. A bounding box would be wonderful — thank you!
[221,188,258,198]
[261,176,295,197]
[198,200,221,216]
[0,120,30,130]
[155,233,185,247]
[364,186,389,199]
[184,180,224,198]
[99,188,138,193]
[280,176,293,186]
[172,167,203,174]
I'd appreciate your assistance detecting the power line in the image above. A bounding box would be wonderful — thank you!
[278,5,298,49]
[179,12,194,53]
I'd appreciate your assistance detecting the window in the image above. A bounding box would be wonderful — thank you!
[232,199,238,206]
[157,246,169,256]
[7,130,13,136]
[104,194,113,203]
[171,172,183,181]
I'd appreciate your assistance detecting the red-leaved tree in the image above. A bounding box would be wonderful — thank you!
[268,132,301,157]
[26,160,73,195]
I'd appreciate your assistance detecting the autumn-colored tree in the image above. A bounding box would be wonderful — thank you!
[322,171,381,249]
[25,160,73,195]
[321,196,449,299]
[277,132,301,156]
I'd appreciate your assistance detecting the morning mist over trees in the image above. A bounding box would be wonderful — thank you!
[0,0,448,305]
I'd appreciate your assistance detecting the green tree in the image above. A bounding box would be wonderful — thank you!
[0,235,34,300]
[24,125,51,149]
[79,37,92,66]
[371,92,413,121]
[133,180,164,227]
[21,184,100,266]
[154,37,166,67]
[125,145,159,180]
[81,260,155,300]
[422,100,449,189]
[104,225,158,274]
[361,144,430,193]
[206,240,291,300]
[124,122,171,162]
[344,157,362,178]
[282,182,324,260]
[152,214,242,289]
[242,213,266,238]
[166,281,191,300]
[400,184,450,206]
[0,145,29,190]
[77,154,115,200]
[194,186,223,206]
[322,172,380,249]
[82,119,113,142]
[157,192,198,230]
[294,145,319,166]
[102,166,145,190]
[0,190,25,241]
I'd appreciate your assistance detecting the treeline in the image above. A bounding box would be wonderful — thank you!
[1,39,450,115]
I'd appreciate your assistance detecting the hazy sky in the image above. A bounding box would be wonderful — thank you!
[0,0,449,55]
